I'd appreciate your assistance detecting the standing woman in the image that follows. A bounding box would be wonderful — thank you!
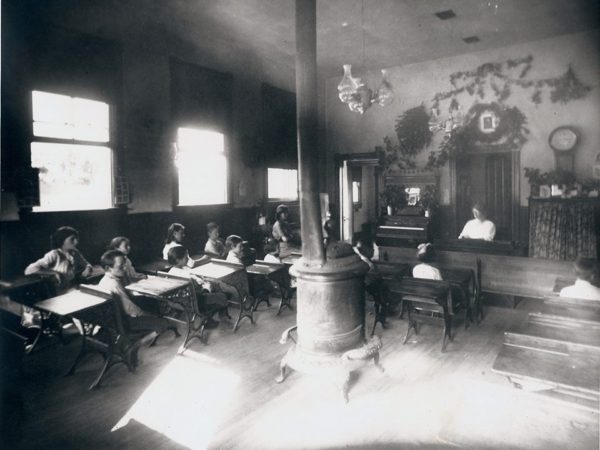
[458,203,496,241]
[25,226,93,291]
[272,204,294,259]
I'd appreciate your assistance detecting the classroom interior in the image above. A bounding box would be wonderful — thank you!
[1,1,599,449]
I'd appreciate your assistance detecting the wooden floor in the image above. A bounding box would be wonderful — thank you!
[3,299,599,450]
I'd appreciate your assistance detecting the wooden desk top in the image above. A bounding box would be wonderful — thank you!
[374,262,409,280]
[137,259,172,275]
[191,260,244,279]
[35,288,109,316]
[0,275,50,293]
[126,275,190,297]
[281,252,302,266]
[246,260,286,276]
[387,278,450,300]
[440,268,473,285]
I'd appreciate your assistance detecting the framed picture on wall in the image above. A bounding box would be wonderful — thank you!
[478,109,500,134]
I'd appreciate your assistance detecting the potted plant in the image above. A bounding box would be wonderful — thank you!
[524,168,547,197]
[419,185,439,217]
[380,184,407,215]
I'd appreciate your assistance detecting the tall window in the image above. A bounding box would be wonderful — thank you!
[176,128,228,206]
[267,168,298,200]
[31,90,113,212]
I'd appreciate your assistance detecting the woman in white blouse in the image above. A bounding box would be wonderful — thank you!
[458,203,496,241]
[412,243,442,280]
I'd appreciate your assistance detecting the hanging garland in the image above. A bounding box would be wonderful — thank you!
[425,102,529,169]
[432,55,592,108]
[381,55,591,173]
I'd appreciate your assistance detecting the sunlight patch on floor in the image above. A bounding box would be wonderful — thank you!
[214,374,598,450]
[112,351,239,450]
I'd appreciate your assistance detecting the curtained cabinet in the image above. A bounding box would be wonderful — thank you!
[528,197,599,260]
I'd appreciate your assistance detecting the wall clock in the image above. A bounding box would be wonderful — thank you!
[549,126,578,171]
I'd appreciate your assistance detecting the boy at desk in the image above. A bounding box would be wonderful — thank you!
[167,246,230,325]
[98,250,171,333]
[560,257,600,300]
[204,222,226,258]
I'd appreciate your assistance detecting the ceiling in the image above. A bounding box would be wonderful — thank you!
[27,0,599,79]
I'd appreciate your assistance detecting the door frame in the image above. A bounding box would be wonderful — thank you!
[335,151,382,242]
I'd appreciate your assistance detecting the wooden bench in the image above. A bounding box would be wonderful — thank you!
[387,278,457,352]
[492,295,600,411]
[380,245,573,307]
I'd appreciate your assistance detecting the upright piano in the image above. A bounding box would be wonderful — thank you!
[375,207,430,247]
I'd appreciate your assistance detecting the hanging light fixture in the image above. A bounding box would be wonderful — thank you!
[337,0,394,114]
[429,98,463,133]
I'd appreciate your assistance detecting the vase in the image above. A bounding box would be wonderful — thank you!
[530,184,540,198]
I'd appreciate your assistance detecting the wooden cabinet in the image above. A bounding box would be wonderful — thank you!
[528,197,599,260]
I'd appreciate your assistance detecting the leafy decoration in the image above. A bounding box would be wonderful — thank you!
[381,105,431,173]
[379,184,407,209]
[433,56,592,109]
[394,105,432,155]
[425,103,529,169]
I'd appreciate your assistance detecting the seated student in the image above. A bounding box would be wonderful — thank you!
[560,257,600,300]
[412,243,442,281]
[98,250,171,333]
[272,204,300,258]
[25,226,93,290]
[204,222,226,258]
[162,223,194,267]
[323,218,339,247]
[263,238,281,263]
[225,235,245,265]
[108,236,146,284]
[167,246,229,325]
[353,236,387,309]
[458,203,496,241]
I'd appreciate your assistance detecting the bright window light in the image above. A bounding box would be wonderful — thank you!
[268,168,298,200]
[30,90,113,212]
[177,128,228,206]
[352,181,360,204]
[31,142,113,212]
[32,90,109,142]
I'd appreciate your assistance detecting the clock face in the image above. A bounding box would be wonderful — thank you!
[549,126,578,152]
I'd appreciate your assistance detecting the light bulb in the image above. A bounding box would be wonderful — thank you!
[338,64,359,103]
[376,69,394,107]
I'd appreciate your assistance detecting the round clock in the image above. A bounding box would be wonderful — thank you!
[549,126,578,152]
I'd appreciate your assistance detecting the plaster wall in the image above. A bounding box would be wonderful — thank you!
[325,30,600,207]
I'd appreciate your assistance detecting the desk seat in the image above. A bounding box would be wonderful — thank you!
[387,278,454,352]
[493,293,600,411]
[493,344,600,411]
[504,321,600,354]
[36,286,161,389]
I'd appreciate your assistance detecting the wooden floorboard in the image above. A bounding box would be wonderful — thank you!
[2,300,599,450]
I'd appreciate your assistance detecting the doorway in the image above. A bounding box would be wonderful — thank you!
[337,153,381,242]
[455,149,519,241]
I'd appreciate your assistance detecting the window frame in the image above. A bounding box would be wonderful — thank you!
[266,167,299,202]
[173,126,231,208]
[28,89,116,213]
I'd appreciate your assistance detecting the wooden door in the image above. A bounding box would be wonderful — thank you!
[455,151,516,241]
[485,153,513,240]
